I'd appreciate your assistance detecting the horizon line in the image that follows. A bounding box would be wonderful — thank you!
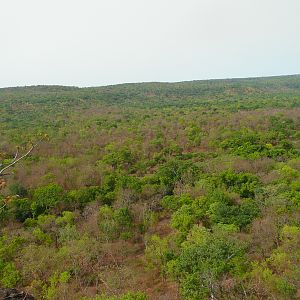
[1,73,299,90]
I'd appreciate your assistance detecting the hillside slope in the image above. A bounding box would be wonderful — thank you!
[0,75,300,299]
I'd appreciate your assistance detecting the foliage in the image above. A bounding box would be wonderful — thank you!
[31,184,64,216]
[220,169,259,198]
[0,75,300,298]
[168,225,246,299]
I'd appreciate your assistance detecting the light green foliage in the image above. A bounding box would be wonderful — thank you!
[249,225,300,298]
[1,76,300,298]
[144,235,173,274]
[171,205,197,234]
[67,186,101,209]
[220,129,298,159]
[44,271,71,300]
[103,144,136,170]
[220,169,259,198]
[58,224,79,244]
[250,262,297,298]
[169,225,246,300]
[80,291,148,300]
[156,159,193,193]
[98,205,118,239]
[117,175,142,193]
[276,164,299,184]
[120,291,148,300]
[0,236,24,262]
[36,214,56,228]
[186,124,202,146]
[0,262,21,288]
[114,207,133,232]
[32,184,64,216]
[32,227,53,245]
[0,236,24,288]
[56,211,75,226]
[161,194,193,211]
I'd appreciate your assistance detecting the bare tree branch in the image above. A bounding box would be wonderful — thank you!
[13,147,19,161]
[0,137,46,177]
[0,145,34,176]
[0,203,7,211]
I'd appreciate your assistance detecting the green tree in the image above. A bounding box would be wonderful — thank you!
[169,225,246,300]
[31,184,64,216]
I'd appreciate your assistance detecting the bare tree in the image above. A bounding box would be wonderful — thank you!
[1,143,36,177]
[0,136,47,188]
[0,137,47,210]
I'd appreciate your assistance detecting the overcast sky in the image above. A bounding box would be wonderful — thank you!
[0,0,299,88]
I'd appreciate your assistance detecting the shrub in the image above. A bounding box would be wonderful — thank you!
[0,262,21,288]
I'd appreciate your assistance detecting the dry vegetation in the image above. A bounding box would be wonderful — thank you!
[0,75,300,299]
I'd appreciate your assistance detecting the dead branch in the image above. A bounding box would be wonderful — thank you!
[0,136,46,178]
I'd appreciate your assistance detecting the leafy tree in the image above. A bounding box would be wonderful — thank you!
[171,205,197,234]
[9,197,32,222]
[156,159,193,194]
[220,169,259,198]
[161,194,193,211]
[31,184,64,216]
[144,235,174,275]
[169,225,246,300]
[103,144,136,170]
[66,186,100,209]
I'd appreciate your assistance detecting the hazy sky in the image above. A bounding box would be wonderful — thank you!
[1,0,299,87]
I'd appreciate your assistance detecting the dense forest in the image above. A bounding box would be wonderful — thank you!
[1,75,300,299]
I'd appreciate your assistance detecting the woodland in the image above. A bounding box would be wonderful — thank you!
[0,75,300,299]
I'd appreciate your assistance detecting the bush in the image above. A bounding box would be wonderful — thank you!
[0,262,21,288]
[103,144,136,170]
[98,205,118,240]
[114,207,133,232]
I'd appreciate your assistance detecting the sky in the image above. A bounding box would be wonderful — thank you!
[0,0,299,88]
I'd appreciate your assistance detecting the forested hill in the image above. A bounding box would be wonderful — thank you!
[1,75,300,299]
[1,74,300,108]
